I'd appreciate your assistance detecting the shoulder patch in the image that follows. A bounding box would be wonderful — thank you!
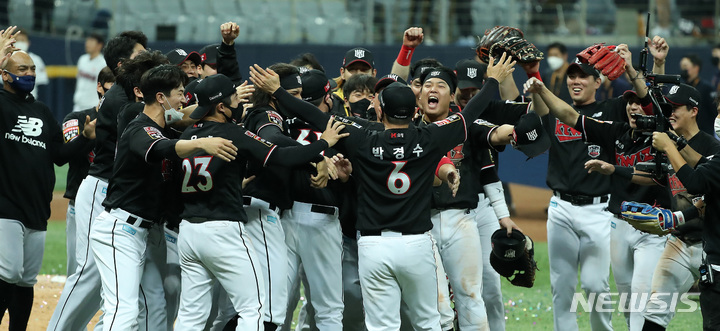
[144,126,165,140]
[62,119,80,142]
[473,118,496,127]
[244,130,273,147]
[434,114,461,127]
[336,116,364,129]
[267,111,284,127]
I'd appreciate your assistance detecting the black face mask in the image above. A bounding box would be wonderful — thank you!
[680,69,689,81]
[713,57,720,67]
[222,103,242,123]
[349,99,371,118]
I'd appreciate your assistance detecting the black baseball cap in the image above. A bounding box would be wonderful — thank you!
[189,74,236,120]
[300,69,332,101]
[378,82,415,120]
[183,78,202,106]
[374,74,407,93]
[455,59,486,90]
[512,112,550,158]
[568,58,600,78]
[343,47,374,69]
[665,83,701,108]
[166,48,202,66]
[199,44,219,65]
[490,228,528,262]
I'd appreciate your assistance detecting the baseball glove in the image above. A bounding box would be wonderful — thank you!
[576,44,626,80]
[620,201,681,236]
[489,229,539,288]
[476,26,543,63]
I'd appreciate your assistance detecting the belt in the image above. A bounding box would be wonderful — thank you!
[553,191,609,206]
[243,196,280,213]
[184,217,242,224]
[359,230,420,237]
[105,207,152,229]
[292,201,338,216]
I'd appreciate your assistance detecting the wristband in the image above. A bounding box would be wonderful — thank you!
[396,45,415,67]
[483,181,511,219]
[613,166,633,181]
[526,71,542,81]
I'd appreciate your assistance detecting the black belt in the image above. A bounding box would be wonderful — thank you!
[104,207,152,229]
[311,204,336,215]
[553,191,609,206]
[243,196,279,212]
[359,230,418,236]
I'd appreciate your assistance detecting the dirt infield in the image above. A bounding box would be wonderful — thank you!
[1,183,551,330]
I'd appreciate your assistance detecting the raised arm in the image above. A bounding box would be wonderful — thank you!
[460,53,516,122]
[250,64,331,131]
[390,27,423,82]
[616,44,648,98]
[523,77,577,125]
[649,36,668,75]
[217,22,243,84]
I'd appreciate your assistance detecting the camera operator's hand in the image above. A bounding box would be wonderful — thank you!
[649,36,669,65]
[652,131,676,152]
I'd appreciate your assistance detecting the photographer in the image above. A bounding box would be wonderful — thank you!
[639,83,720,331]
[651,128,720,330]
[526,44,678,330]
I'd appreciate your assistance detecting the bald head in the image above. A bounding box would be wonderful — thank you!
[3,51,36,94]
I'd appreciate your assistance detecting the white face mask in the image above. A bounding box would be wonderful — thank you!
[14,41,29,52]
[162,95,184,124]
[547,56,564,71]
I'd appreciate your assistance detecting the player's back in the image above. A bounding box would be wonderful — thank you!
[343,115,466,234]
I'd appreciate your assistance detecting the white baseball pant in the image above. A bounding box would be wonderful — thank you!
[162,226,181,330]
[175,220,265,331]
[547,196,613,331]
[66,201,78,276]
[475,195,506,331]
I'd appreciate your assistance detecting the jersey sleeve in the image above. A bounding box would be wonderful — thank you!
[426,114,469,153]
[129,125,176,163]
[435,156,453,177]
[676,156,720,195]
[49,106,91,165]
[573,115,627,150]
[479,99,531,125]
[273,87,331,131]
[62,112,84,143]
[469,119,504,151]
[217,42,243,84]
[254,110,285,134]
[236,128,326,167]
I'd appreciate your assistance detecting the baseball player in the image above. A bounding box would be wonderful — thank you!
[524,42,659,331]
[88,65,236,330]
[0,36,96,330]
[48,31,148,331]
[250,53,517,330]
[61,66,115,276]
[174,73,348,331]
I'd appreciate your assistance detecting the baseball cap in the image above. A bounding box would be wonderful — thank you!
[342,47,374,69]
[664,83,701,108]
[512,112,550,158]
[374,74,407,93]
[490,229,528,262]
[622,90,653,115]
[183,78,202,106]
[568,58,600,78]
[455,59,486,90]
[378,82,415,120]
[198,44,219,65]
[166,48,202,67]
[189,74,236,120]
[300,69,332,101]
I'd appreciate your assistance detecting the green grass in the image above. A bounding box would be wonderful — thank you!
[54,164,68,192]
[42,222,702,330]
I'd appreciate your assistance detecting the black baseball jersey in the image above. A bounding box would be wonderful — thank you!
[0,90,91,230]
[62,107,98,200]
[117,102,144,136]
[179,120,328,221]
[676,154,720,264]
[544,97,627,195]
[418,117,501,210]
[88,83,130,180]
[243,106,297,209]
[573,115,672,214]
[102,113,180,221]
[286,117,341,206]
[670,131,720,239]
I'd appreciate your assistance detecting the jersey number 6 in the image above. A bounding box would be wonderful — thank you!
[387,161,411,195]
[181,156,214,193]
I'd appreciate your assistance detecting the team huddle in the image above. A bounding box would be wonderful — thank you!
[0,17,718,331]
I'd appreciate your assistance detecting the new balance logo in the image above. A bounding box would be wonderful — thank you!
[12,116,43,137]
[467,68,477,79]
